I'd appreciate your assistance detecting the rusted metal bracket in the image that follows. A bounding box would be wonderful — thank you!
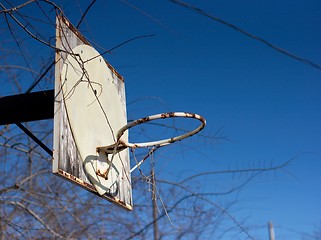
[96,142,127,179]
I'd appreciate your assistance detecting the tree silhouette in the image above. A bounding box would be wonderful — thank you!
[0,1,292,239]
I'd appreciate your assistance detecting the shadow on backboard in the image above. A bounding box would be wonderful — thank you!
[83,155,119,197]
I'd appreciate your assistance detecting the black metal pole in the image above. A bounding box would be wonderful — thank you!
[15,122,53,156]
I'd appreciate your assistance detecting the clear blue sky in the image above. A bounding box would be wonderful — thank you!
[84,2,321,238]
[2,1,321,239]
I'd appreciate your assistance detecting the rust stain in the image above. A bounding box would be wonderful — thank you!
[58,14,124,82]
[55,169,132,211]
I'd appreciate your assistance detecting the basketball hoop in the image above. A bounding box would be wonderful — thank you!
[97,112,206,153]
[96,112,206,175]
[117,112,206,148]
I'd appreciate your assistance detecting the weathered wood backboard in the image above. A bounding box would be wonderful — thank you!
[53,14,132,210]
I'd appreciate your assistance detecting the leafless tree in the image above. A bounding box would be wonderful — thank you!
[301,222,321,240]
[0,1,292,239]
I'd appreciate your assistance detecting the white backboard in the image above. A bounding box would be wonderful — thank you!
[53,14,132,210]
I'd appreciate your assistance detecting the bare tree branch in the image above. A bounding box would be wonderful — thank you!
[178,158,294,184]
[0,0,36,14]
[76,0,96,29]
[5,201,64,239]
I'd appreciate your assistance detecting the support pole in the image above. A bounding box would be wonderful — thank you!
[15,122,53,156]
[151,169,158,240]
[268,221,275,240]
[0,89,54,155]
[0,89,54,125]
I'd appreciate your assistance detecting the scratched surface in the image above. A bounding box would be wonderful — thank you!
[53,14,132,210]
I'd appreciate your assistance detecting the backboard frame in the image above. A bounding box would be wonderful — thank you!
[53,14,132,210]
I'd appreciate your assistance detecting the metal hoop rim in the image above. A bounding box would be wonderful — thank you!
[117,112,206,148]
